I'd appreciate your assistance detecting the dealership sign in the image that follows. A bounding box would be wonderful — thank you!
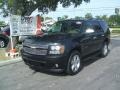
[10,15,41,36]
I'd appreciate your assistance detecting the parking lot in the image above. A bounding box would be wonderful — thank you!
[0,37,120,90]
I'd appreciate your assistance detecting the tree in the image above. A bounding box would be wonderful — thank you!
[85,13,93,19]
[101,15,108,21]
[115,8,120,15]
[45,17,52,20]
[75,16,84,20]
[95,15,102,20]
[63,15,68,19]
[108,15,120,26]
[58,15,68,20]
[0,21,6,27]
[0,0,90,16]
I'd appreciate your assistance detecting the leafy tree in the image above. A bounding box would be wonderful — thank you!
[85,13,93,19]
[0,21,6,27]
[108,15,120,26]
[95,14,120,27]
[101,15,108,22]
[58,15,68,20]
[95,15,102,20]
[63,15,68,19]
[0,0,90,16]
[96,15,109,23]
[45,17,52,20]
[115,8,120,15]
[75,16,84,20]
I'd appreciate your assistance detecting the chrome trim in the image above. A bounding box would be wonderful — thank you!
[23,44,48,49]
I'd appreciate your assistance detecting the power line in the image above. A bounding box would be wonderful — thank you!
[57,6,120,10]
[51,9,115,13]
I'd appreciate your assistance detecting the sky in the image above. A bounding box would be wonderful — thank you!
[31,0,120,20]
[1,0,120,22]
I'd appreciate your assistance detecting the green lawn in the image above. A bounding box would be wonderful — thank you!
[110,28,120,30]
[110,28,120,33]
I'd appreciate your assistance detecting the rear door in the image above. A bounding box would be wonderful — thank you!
[92,21,104,51]
[80,21,96,56]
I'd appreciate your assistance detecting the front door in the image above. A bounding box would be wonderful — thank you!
[80,21,97,56]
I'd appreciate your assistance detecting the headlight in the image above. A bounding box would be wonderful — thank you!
[49,45,65,54]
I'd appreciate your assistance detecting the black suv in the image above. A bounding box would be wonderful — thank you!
[21,19,110,75]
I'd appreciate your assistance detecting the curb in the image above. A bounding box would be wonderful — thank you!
[0,57,22,67]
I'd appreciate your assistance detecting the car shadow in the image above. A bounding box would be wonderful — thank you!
[82,56,101,67]
[30,66,67,76]
[111,39,120,49]
[25,54,107,77]
[30,56,102,76]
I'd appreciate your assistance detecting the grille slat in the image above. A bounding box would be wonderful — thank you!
[23,46,47,55]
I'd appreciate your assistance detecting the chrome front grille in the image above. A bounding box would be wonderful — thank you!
[23,46,47,55]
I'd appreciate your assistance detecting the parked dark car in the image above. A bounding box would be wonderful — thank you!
[0,26,10,48]
[2,26,10,36]
[21,19,110,75]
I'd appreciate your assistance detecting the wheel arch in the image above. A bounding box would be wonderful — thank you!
[69,46,82,57]
[104,38,110,45]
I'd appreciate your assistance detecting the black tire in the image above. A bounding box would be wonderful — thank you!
[66,51,82,75]
[0,39,6,48]
[100,42,109,57]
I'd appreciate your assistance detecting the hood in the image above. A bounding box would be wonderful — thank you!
[24,33,68,47]
[39,33,67,42]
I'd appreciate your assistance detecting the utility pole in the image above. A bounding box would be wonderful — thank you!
[115,8,120,15]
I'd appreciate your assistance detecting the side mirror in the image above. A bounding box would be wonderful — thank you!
[85,28,94,34]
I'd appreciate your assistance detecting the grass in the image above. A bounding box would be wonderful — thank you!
[110,28,120,34]
[110,28,120,30]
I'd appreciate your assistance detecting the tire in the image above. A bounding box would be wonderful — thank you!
[100,42,109,57]
[0,39,6,48]
[66,51,82,75]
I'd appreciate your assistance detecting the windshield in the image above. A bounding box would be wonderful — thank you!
[48,22,62,33]
[47,21,82,34]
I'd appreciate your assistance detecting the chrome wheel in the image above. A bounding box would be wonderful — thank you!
[71,55,80,72]
[66,51,82,75]
[0,40,5,48]
[103,43,108,56]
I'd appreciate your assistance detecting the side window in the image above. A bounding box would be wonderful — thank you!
[92,22,103,33]
[99,21,108,32]
[70,22,82,31]
[83,22,94,33]
[63,21,82,33]
[61,22,69,32]
[86,22,93,29]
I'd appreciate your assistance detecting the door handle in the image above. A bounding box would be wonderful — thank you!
[101,34,104,36]
[93,36,97,39]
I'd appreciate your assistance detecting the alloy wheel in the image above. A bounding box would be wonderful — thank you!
[71,55,80,72]
[0,40,5,48]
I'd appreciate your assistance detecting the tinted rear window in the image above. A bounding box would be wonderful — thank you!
[99,21,108,32]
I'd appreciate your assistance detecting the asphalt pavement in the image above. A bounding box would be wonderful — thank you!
[0,37,120,90]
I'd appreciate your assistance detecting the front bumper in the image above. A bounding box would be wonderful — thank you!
[21,49,69,69]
